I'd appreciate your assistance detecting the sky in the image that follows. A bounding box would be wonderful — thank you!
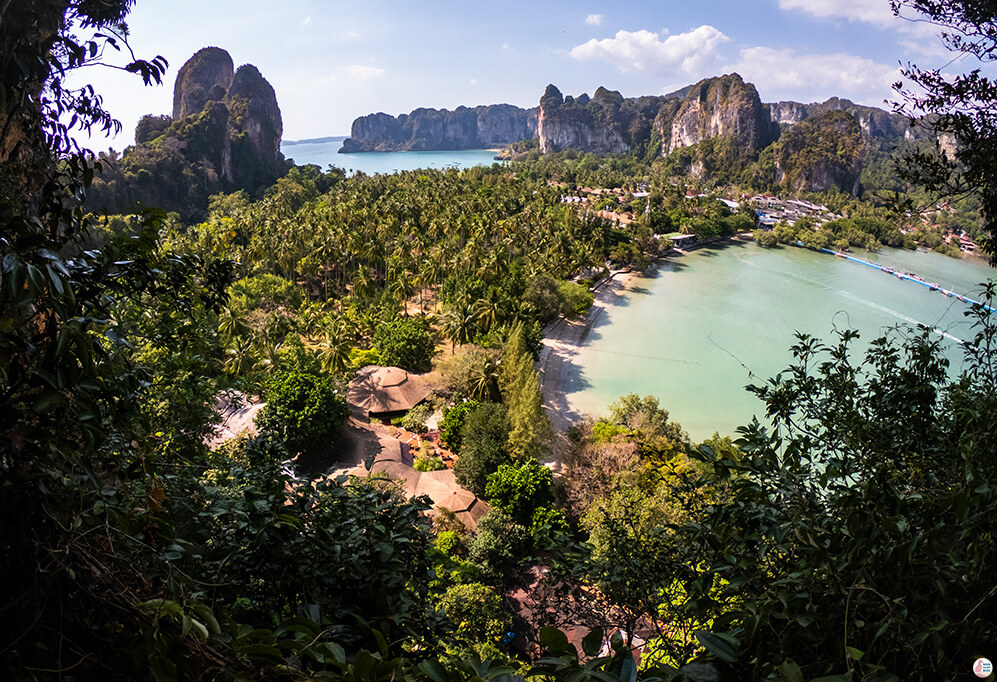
[73,0,965,151]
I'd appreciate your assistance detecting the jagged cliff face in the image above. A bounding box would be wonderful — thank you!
[668,74,771,153]
[768,96,911,140]
[773,110,864,195]
[172,47,234,120]
[537,85,629,154]
[226,64,284,186]
[341,104,536,152]
[768,101,808,125]
[535,85,678,155]
[86,47,287,220]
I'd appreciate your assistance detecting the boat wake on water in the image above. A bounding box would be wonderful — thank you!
[836,290,966,345]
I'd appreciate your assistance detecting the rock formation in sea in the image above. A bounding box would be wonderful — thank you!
[340,104,537,152]
[86,47,288,220]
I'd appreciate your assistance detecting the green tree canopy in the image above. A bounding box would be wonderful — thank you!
[453,402,510,495]
[484,460,555,526]
[255,370,349,455]
[373,317,436,372]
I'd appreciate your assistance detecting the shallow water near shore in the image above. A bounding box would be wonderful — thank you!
[564,242,994,441]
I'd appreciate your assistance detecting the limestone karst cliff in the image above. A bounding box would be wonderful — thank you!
[340,104,537,152]
[773,109,864,194]
[537,85,629,154]
[172,46,234,120]
[667,74,773,153]
[339,73,916,196]
[87,47,287,219]
[768,96,911,140]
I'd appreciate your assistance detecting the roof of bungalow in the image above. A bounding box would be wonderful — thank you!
[347,365,432,415]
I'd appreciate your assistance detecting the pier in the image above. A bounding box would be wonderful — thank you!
[815,246,995,313]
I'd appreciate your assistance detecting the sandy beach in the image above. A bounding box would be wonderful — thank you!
[537,268,645,462]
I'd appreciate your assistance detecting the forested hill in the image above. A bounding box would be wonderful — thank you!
[86,47,290,220]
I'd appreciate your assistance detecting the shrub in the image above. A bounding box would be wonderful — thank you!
[413,455,445,472]
[373,318,436,372]
[255,371,349,455]
[440,400,480,452]
[453,403,509,496]
[484,460,554,526]
[399,403,432,434]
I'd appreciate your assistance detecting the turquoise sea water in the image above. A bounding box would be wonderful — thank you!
[280,137,502,175]
[564,242,994,441]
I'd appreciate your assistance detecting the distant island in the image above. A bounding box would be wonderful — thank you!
[283,135,347,146]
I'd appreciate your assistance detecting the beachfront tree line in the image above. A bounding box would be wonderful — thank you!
[3,0,997,679]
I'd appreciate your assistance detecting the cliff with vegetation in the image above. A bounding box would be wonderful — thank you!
[339,104,537,152]
[535,84,677,154]
[773,109,864,194]
[768,96,912,139]
[86,47,288,220]
[341,74,915,195]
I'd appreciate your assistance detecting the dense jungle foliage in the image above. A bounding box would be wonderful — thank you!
[2,1,996,680]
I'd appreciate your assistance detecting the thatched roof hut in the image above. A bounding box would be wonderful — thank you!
[347,365,431,417]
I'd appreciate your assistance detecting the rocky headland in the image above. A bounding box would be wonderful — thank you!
[87,47,288,219]
[340,104,538,152]
[342,73,918,195]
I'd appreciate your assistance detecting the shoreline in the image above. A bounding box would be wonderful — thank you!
[537,237,750,449]
[537,266,644,459]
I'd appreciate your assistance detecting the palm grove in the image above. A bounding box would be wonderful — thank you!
[1,1,996,680]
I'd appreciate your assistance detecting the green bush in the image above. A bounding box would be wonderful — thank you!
[440,400,480,452]
[399,403,432,434]
[413,455,445,472]
[373,318,436,372]
[255,371,349,455]
[452,403,510,496]
[557,280,594,317]
[484,460,554,526]
[440,582,510,644]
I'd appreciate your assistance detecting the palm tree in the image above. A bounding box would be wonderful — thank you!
[472,288,504,333]
[217,306,251,342]
[317,323,352,374]
[439,299,477,353]
[391,273,416,317]
[468,356,499,401]
[224,336,258,376]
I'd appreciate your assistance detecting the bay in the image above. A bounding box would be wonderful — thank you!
[280,137,503,176]
[563,242,994,442]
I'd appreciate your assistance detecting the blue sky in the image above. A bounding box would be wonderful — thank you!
[75,0,963,151]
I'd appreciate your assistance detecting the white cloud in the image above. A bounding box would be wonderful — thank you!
[344,64,386,80]
[585,14,603,26]
[302,15,311,26]
[570,26,730,75]
[340,28,362,40]
[778,0,896,26]
[778,0,946,52]
[501,42,510,51]
[469,78,478,85]
[732,46,900,104]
